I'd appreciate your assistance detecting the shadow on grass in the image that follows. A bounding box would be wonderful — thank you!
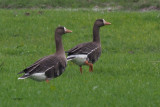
[12,97,23,101]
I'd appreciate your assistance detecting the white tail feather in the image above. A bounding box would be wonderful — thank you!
[67,54,88,66]
[18,76,28,80]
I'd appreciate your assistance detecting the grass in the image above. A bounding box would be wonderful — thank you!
[0,9,160,106]
[0,0,160,10]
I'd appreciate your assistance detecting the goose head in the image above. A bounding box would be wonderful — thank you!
[95,19,111,27]
[55,26,72,35]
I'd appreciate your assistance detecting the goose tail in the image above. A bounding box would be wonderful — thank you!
[18,74,30,80]
[67,56,75,61]
[17,71,24,74]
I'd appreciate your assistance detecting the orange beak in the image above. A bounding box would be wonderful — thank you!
[104,21,111,25]
[65,29,72,33]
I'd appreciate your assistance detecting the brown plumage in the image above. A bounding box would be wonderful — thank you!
[66,19,111,73]
[18,26,72,82]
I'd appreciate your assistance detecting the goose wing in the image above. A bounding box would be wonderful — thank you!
[66,42,99,55]
[18,55,66,78]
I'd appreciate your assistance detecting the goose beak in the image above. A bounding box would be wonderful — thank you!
[65,29,72,33]
[104,21,111,25]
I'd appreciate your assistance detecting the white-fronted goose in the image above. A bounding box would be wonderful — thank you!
[18,26,72,82]
[66,19,111,73]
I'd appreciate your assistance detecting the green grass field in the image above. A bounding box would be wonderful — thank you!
[0,9,160,106]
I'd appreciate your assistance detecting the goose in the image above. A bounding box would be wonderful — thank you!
[18,26,72,82]
[66,19,111,73]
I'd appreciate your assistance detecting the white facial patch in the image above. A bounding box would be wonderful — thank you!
[102,19,106,24]
[64,27,67,32]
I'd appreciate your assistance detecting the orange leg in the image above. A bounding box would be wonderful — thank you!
[46,79,49,83]
[90,63,93,72]
[80,66,82,74]
[85,61,93,72]
[89,66,92,72]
